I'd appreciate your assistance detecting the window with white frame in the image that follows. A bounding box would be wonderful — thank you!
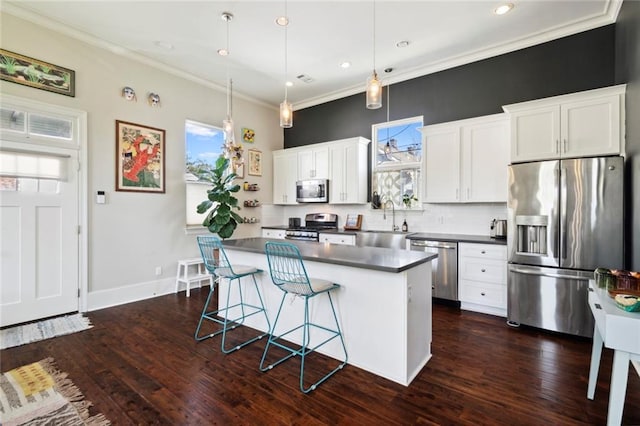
[371,116,423,209]
[185,119,225,226]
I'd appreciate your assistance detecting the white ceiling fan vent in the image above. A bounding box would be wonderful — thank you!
[296,74,314,84]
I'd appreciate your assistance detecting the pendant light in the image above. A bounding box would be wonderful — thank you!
[221,12,235,144]
[279,1,293,128]
[366,1,382,109]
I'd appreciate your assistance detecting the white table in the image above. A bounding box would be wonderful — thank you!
[587,280,640,426]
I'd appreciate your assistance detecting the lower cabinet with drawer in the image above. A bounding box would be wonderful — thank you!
[318,233,356,246]
[261,228,286,239]
[458,242,507,317]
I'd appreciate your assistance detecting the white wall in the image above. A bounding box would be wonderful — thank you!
[1,12,283,308]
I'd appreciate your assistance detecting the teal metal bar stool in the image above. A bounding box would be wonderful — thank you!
[261,241,347,393]
[195,235,270,354]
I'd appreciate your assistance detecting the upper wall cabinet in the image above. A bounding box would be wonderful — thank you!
[503,85,626,163]
[421,113,510,203]
[273,137,370,205]
[272,149,298,205]
[298,145,329,180]
[329,137,369,204]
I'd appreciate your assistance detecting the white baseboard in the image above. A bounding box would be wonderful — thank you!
[460,302,506,318]
[85,277,182,312]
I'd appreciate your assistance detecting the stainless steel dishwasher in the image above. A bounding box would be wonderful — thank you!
[410,240,458,301]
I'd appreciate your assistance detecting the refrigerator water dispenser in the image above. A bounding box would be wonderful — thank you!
[515,215,548,255]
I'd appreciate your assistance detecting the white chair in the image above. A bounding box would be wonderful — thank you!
[175,258,213,297]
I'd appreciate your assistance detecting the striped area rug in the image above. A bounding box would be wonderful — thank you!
[0,358,109,425]
[0,314,93,350]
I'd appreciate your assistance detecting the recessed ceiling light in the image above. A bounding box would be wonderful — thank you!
[154,41,174,50]
[340,61,351,69]
[275,16,289,26]
[286,81,293,87]
[494,3,514,15]
[217,48,229,56]
[396,40,410,48]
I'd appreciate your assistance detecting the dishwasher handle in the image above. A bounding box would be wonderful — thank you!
[410,241,457,250]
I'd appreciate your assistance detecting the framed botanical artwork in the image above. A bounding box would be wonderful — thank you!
[242,127,255,143]
[0,49,75,97]
[234,161,245,179]
[248,149,262,176]
[115,120,165,193]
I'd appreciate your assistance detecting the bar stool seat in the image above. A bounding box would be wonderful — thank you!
[261,241,348,393]
[195,235,271,354]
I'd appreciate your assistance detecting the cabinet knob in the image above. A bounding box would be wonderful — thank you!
[481,292,486,296]
[481,250,486,254]
[481,268,486,272]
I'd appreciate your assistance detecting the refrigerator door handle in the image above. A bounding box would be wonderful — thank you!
[560,167,567,261]
[509,265,589,281]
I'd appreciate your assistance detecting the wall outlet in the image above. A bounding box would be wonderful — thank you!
[155,266,162,276]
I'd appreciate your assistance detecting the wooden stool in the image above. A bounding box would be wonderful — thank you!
[175,258,213,297]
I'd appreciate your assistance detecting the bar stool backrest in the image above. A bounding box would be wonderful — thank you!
[265,242,315,296]
[197,235,235,277]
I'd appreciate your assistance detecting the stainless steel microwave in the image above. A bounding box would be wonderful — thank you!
[296,179,329,203]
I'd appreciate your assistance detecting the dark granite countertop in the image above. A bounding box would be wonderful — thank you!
[261,225,289,230]
[406,232,507,245]
[223,237,437,273]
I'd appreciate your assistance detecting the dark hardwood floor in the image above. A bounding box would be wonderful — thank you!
[2,288,639,425]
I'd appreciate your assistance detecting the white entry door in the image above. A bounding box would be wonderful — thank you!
[0,149,80,327]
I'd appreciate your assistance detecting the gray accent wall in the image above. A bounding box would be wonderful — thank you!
[284,25,615,148]
[615,0,640,270]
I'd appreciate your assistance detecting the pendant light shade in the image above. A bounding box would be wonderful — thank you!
[366,71,382,109]
[222,12,235,144]
[280,99,293,128]
[279,1,293,128]
[366,1,382,110]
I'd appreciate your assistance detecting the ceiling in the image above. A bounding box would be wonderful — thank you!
[2,1,621,110]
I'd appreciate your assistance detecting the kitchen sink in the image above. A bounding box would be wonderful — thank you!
[355,230,411,250]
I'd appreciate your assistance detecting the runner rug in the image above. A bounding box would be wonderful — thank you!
[0,314,93,350]
[0,358,110,425]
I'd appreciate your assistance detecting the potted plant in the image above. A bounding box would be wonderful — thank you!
[196,155,243,239]
[402,193,418,209]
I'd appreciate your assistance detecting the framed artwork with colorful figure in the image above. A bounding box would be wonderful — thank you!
[116,120,165,193]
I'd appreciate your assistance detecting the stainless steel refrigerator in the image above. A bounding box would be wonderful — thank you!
[507,156,624,337]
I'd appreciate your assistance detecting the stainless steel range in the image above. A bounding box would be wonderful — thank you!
[285,213,338,241]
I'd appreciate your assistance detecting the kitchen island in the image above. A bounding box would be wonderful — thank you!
[219,237,437,386]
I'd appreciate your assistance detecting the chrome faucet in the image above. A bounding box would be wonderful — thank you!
[383,198,399,232]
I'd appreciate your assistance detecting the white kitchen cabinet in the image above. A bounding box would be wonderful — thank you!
[503,85,625,163]
[298,146,329,180]
[272,149,298,205]
[261,228,286,239]
[422,125,460,203]
[329,137,369,204]
[318,233,356,246]
[422,113,509,203]
[458,243,507,317]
